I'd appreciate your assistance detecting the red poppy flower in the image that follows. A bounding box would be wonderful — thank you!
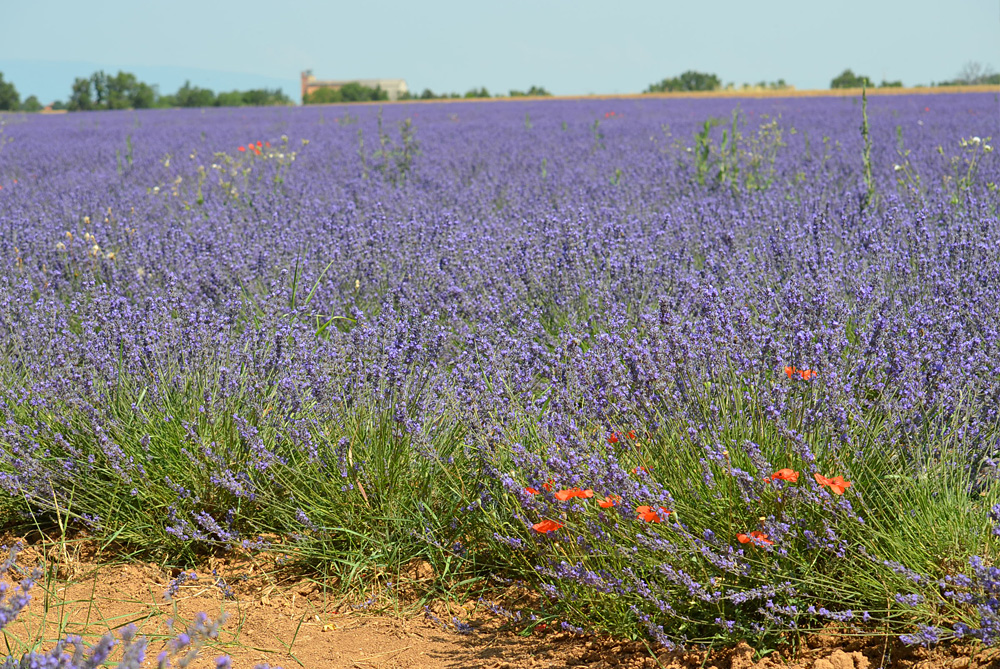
[256,141,262,148]
[265,141,270,148]
[542,480,553,491]
[784,366,817,381]
[554,488,594,501]
[238,146,246,152]
[814,473,852,495]
[607,433,619,444]
[627,430,637,440]
[525,487,540,495]
[770,468,800,483]
[532,519,562,534]
[737,531,773,546]
[598,495,622,508]
[632,466,650,475]
[636,506,670,523]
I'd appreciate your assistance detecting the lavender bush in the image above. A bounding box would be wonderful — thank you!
[0,92,998,648]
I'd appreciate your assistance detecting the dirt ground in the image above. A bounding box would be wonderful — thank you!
[0,536,995,669]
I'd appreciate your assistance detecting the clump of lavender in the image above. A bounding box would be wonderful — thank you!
[904,556,1000,647]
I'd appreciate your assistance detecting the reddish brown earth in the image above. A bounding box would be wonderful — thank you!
[0,536,995,669]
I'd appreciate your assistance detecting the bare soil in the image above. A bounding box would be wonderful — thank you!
[1,536,995,669]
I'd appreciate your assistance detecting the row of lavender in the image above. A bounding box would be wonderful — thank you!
[0,92,998,648]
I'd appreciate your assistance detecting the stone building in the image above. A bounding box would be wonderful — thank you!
[301,71,408,102]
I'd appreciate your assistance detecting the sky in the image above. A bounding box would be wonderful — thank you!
[2,0,998,104]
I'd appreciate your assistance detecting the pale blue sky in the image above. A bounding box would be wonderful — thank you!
[2,0,998,103]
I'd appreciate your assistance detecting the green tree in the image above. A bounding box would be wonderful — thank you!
[830,69,872,89]
[338,82,375,102]
[464,86,490,98]
[68,77,94,111]
[90,71,112,107]
[304,87,343,104]
[215,90,243,107]
[129,80,156,108]
[510,85,551,97]
[216,88,290,107]
[645,71,721,93]
[69,71,158,110]
[304,83,385,104]
[242,88,290,105]
[0,72,20,111]
[170,80,216,107]
[104,71,156,108]
[20,95,42,112]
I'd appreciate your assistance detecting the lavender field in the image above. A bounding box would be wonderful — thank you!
[1,93,999,650]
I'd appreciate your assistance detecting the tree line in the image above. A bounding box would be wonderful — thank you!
[3,64,996,113]
[302,83,553,104]
[829,63,998,89]
[400,84,552,100]
[0,70,291,111]
[644,64,999,94]
[644,71,793,93]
